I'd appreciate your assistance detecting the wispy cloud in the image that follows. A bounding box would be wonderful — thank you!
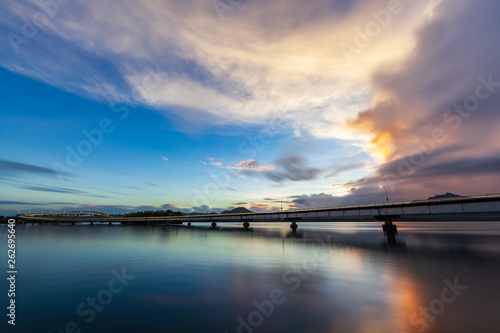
[230,160,276,171]
[20,185,109,198]
[0,200,73,205]
[0,159,55,177]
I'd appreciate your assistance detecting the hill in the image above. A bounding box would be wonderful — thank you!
[220,207,252,214]
[427,193,464,200]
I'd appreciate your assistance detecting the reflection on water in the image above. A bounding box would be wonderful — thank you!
[1,221,499,333]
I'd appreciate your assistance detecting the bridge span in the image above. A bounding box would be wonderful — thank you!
[16,194,500,233]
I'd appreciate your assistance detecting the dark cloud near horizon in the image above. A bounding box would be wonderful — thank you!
[290,188,385,209]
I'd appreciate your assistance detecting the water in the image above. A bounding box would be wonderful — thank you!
[1,221,499,333]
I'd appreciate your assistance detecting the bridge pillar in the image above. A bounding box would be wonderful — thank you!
[382,221,397,233]
[290,221,298,231]
[243,221,250,229]
[90,222,93,226]
[382,221,398,245]
[211,222,217,228]
[187,222,192,228]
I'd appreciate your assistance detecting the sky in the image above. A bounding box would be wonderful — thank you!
[1,0,499,215]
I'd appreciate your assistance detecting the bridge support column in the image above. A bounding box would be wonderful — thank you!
[90,222,93,226]
[382,221,397,233]
[211,222,217,228]
[382,221,398,245]
[187,222,192,228]
[243,221,250,229]
[290,221,298,231]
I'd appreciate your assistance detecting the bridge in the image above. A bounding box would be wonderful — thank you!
[16,194,500,234]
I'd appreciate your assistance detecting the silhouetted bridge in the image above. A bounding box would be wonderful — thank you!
[16,194,500,232]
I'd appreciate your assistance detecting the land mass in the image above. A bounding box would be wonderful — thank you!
[427,192,464,200]
[220,207,252,214]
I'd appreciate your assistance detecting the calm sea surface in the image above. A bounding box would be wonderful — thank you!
[1,221,499,333]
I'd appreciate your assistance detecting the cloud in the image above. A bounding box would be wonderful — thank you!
[230,160,276,171]
[290,187,391,209]
[342,0,500,199]
[20,185,109,198]
[325,162,365,178]
[263,157,321,183]
[248,203,274,212]
[2,0,499,205]
[206,159,276,174]
[209,156,322,183]
[209,155,365,184]
[0,0,431,141]
[0,201,73,205]
[190,205,221,214]
[290,193,336,209]
[210,161,224,167]
[0,159,55,177]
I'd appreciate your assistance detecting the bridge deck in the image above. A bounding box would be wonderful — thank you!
[15,194,500,225]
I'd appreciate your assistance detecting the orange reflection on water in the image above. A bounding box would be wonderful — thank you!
[385,270,427,333]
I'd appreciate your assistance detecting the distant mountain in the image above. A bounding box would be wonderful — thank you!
[220,207,252,214]
[427,193,463,200]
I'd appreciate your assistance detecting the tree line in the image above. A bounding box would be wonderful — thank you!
[124,210,184,218]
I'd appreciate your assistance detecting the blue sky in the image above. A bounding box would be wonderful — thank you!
[0,66,369,214]
[1,0,500,215]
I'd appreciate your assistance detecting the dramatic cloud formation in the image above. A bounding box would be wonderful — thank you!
[342,0,500,201]
[1,0,431,140]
